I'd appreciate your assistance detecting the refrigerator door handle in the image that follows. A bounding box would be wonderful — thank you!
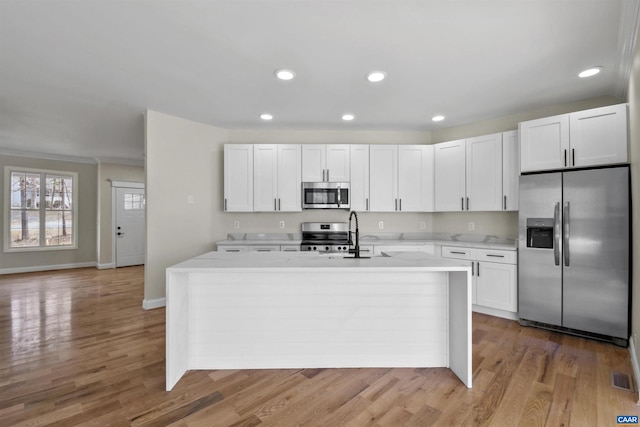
[563,202,570,267]
[553,202,561,266]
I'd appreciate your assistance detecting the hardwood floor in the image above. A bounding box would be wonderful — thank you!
[0,266,637,426]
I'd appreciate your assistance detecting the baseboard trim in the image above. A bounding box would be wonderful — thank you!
[628,335,640,404]
[0,262,96,275]
[143,297,166,310]
[472,304,518,321]
[96,262,116,270]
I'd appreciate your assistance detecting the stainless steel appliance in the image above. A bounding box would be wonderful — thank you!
[518,166,630,346]
[301,222,350,253]
[302,182,350,209]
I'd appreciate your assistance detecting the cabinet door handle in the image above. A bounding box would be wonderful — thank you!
[461,197,464,211]
[572,148,575,166]
[471,261,475,276]
[564,149,567,167]
[278,198,281,211]
[504,195,507,210]
[366,198,369,211]
[466,197,469,211]
[451,251,467,255]
[486,254,505,258]
[224,198,228,211]
[399,199,402,211]
[477,261,480,277]
[327,169,329,181]
[395,199,398,211]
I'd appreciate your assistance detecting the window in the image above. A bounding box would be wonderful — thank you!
[5,167,78,251]
[124,192,144,210]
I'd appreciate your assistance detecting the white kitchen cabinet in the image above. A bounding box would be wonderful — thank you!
[441,245,517,318]
[520,103,628,172]
[224,144,253,212]
[502,130,519,211]
[350,145,370,211]
[434,139,466,211]
[302,144,350,182]
[569,104,628,168]
[369,145,398,212]
[398,145,434,212]
[465,133,502,211]
[253,145,301,212]
[369,145,434,212]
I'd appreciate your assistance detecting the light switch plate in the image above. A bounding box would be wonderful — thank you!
[233,220,240,229]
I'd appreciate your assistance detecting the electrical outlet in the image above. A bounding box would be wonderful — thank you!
[468,222,475,231]
[279,220,285,229]
[378,221,384,229]
[233,220,240,229]
[420,221,426,230]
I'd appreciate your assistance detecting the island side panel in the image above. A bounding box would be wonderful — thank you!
[187,270,449,370]
[166,270,190,391]
[448,269,473,388]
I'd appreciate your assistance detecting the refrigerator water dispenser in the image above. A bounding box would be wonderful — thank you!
[526,218,554,249]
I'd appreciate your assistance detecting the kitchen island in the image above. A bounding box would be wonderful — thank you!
[165,251,472,391]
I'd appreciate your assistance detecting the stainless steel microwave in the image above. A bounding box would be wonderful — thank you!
[302,182,350,209]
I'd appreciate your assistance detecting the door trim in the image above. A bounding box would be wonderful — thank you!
[111,181,145,268]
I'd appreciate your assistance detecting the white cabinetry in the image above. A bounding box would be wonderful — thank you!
[224,144,253,212]
[441,245,517,319]
[374,244,435,256]
[465,133,502,211]
[253,145,301,212]
[370,145,434,212]
[434,140,466,211]
[520,104,628,173]
[350,145,370,211]
[302,144,350,182]
[502,130,519,211]
[217,245,248,253]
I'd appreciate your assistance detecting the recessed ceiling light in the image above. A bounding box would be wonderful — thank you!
[367,71,387,82]
[275,69,295,80]
[260,113,273,121]
[432,115,445,122]
[342,114,355,121]
[578,67,602,78]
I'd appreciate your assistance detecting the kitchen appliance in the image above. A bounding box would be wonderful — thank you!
[302,182,350,209]
[518,166,630,346]
[301,222,350,253]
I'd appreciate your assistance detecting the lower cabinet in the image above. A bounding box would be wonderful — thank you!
[217,244,299,252]
[217,245,248,253]
[374,244,435,256]
[441,245,517,319]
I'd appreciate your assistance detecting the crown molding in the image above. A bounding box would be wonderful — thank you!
[95,156,144,167]
[0,148,97,164]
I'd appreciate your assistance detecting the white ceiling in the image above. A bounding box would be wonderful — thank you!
[1,0,638,164]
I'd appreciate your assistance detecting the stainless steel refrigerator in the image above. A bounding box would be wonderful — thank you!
[518,166,630,346]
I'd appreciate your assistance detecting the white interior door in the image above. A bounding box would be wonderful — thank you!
[116,187,145,267]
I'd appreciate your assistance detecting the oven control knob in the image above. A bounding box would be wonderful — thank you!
[325,246,329,251]
[307,247,312,251]
[313,246,317,251]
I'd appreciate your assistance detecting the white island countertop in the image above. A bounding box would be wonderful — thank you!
[170,250,471,271]
[166,250,473,391]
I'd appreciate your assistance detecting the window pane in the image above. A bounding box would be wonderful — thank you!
[124,193,144,210]
[10,210,40,247]
[10,172,40,209]
[45,175,73,210]
[45,211,73,246]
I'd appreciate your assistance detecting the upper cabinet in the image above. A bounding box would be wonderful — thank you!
[224,144,254,212]
[253,144,301,212]
[520,104,628,173]
[434,139,466,211]
[466,133,502,211]
[301,144,350,182]
[369,145,434,212]
[350,145,370,211]
[502,130,519,211]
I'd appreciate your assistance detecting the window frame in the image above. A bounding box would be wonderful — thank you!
[4,166,79,252]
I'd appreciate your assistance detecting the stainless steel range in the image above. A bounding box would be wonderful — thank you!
[300,222,350,253]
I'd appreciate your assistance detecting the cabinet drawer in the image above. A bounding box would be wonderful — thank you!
[476,249,516,264]
[248,245,280,252]
[217,246,248,253]
[281,245,301,252]
[441,246,474,260]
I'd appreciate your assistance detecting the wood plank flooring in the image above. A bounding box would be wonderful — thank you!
[0,266,638,426]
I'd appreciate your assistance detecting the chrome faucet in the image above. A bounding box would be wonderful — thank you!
[348,211,361,258]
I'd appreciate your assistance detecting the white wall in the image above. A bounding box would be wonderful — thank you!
[144,110,228,302]
[627,24,640,382]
